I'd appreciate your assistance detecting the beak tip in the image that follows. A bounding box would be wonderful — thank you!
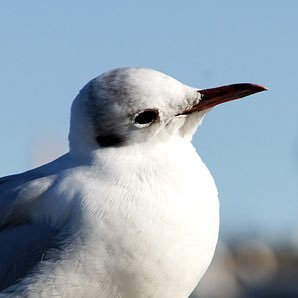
[233,83,268,93]
[228,83,268,96]
[253,84,268,92]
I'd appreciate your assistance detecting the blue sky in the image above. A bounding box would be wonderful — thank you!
[1,1,297,241]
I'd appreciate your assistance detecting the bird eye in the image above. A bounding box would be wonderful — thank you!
[134,109,159,125]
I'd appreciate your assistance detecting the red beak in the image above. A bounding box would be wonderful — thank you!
[180,83,268,115]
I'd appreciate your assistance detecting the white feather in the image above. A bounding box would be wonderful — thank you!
[0,67,219,297]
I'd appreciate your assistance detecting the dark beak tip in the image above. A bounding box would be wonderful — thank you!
[250,83,268,92]
[261,85,269,91]
[231,83,268,93]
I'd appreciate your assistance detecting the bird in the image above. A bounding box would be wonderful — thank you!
[0,67,267,297]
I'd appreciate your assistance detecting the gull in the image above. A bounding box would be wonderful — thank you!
[0,67,266,297]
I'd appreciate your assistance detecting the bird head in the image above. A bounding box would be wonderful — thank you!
[69,67,266,155]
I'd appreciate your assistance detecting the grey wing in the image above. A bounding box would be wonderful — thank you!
[0,171,60,291]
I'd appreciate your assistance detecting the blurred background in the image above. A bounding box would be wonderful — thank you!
[1,1,297,297]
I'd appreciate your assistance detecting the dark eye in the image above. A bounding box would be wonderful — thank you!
[134,109,159,125]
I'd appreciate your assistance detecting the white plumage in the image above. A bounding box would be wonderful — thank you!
[0,67,266,297]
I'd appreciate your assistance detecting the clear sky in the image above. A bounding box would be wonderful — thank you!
[0,1,297,242]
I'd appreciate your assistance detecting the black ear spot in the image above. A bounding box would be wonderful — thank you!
[96,134,124,147]
[134,109,159,125]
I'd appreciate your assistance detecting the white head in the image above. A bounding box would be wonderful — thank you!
[69,67,266,155]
